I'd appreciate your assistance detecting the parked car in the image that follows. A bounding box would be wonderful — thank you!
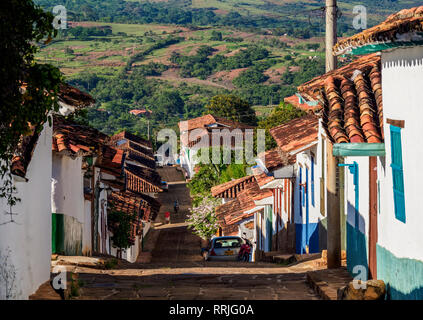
[203,236,242,261]
[161,181,169,192]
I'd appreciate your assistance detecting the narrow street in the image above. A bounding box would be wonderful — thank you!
[70,167,321,300]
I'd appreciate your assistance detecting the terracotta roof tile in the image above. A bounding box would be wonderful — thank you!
[125,163,163,194]
[334,6,423,56]
[58,83,95,109]
[180,114,255,148]
[269,114,319,153]
[211,175,256,198]
[215,180,267,227]
[11,84,95,178]
[96,145,124,177]
[11,124,43,178]
[111,131,152,149]
[52,115,110,157]
[298,54,384,143]
[258,147,295,171]
[107,191,160,226]
[284,94,322,112]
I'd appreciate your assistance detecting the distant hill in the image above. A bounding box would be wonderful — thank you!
[35,0,423,38]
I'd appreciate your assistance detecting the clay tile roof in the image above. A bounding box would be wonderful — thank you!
[334,6,423,56]
[270,114,319,154]
[211,175,256,198]
[126,151,156,170]
[253,171,275,188]
[215,179,268,227]
[258,147,295,171]
[284,94,322,112]
[107,191,159,222]
[126,191,161,221]
[96,145,124,177]
[11,124,43,178]
[111,131,152,150]
[124,163,163,194]
[52,115,110,157]
[58,83,95,108]
[297,54,384,144]
[11,84,95,178]
[179,114,255,132]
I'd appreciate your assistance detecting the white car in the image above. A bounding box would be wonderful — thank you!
[203,236,242,261]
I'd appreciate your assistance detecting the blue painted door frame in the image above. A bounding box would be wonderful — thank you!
[339,162,359,229]
[305,167,310,251]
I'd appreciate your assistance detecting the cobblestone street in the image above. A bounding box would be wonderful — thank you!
[65,167,321,300]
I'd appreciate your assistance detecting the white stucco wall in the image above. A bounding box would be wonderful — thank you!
[343,156,370,236]
[0,123,52,299]
[378,46,423,261]
[52,155,84,223]
[294,145,322,225]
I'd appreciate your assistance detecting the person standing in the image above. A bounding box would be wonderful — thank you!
[164,211,171,224]
[174,199,179,214]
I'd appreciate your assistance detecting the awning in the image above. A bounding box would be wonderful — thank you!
[333,143,385,157]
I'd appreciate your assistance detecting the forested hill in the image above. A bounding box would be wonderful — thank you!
[33,0,422,142]
[36,0,422,38]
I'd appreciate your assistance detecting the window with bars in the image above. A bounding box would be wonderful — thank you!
[390,125,406,223]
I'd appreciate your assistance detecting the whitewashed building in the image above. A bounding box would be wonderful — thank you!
[179,114,255,179]
[0,85,94,299]
[293,5,423,299]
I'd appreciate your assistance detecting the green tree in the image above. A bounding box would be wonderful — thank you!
[205,94,257,126]
[0,0,62,207]
[107,210,138,251]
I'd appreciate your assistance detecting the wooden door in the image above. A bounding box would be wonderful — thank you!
[369,157,378,279]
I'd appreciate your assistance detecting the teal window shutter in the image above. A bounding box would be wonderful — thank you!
[390,125,406,223]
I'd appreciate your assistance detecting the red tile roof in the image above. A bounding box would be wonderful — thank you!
[52,115,110,157]
[270,114,319,153]
[11,124,43,178]
[58,83,95,109]
[215,179,269,228]
[211,175,256,198]
[334,6,423,56]
[96,145,124,177]
[297,54,383,143]
[111,131,152,150]
[11,84,95,178]
[179,114,255,148]
[125,163,163,194]
[258,147,295,172]
[284,94,322,112]
[129,109,152,116]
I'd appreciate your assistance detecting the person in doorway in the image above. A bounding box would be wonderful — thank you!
[164,211,171,224]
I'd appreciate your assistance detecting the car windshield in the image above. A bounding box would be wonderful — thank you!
[214,238,241,249]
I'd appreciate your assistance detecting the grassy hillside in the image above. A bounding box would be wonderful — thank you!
[34,0,423,139]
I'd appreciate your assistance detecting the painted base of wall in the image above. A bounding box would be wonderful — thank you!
[346,222,368,279]
[377,244,423,300]
[52,213,83,256]
[295,223,319,254]
[318,218,328,252]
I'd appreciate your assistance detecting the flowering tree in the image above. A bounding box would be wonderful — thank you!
[186,197,221,240]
